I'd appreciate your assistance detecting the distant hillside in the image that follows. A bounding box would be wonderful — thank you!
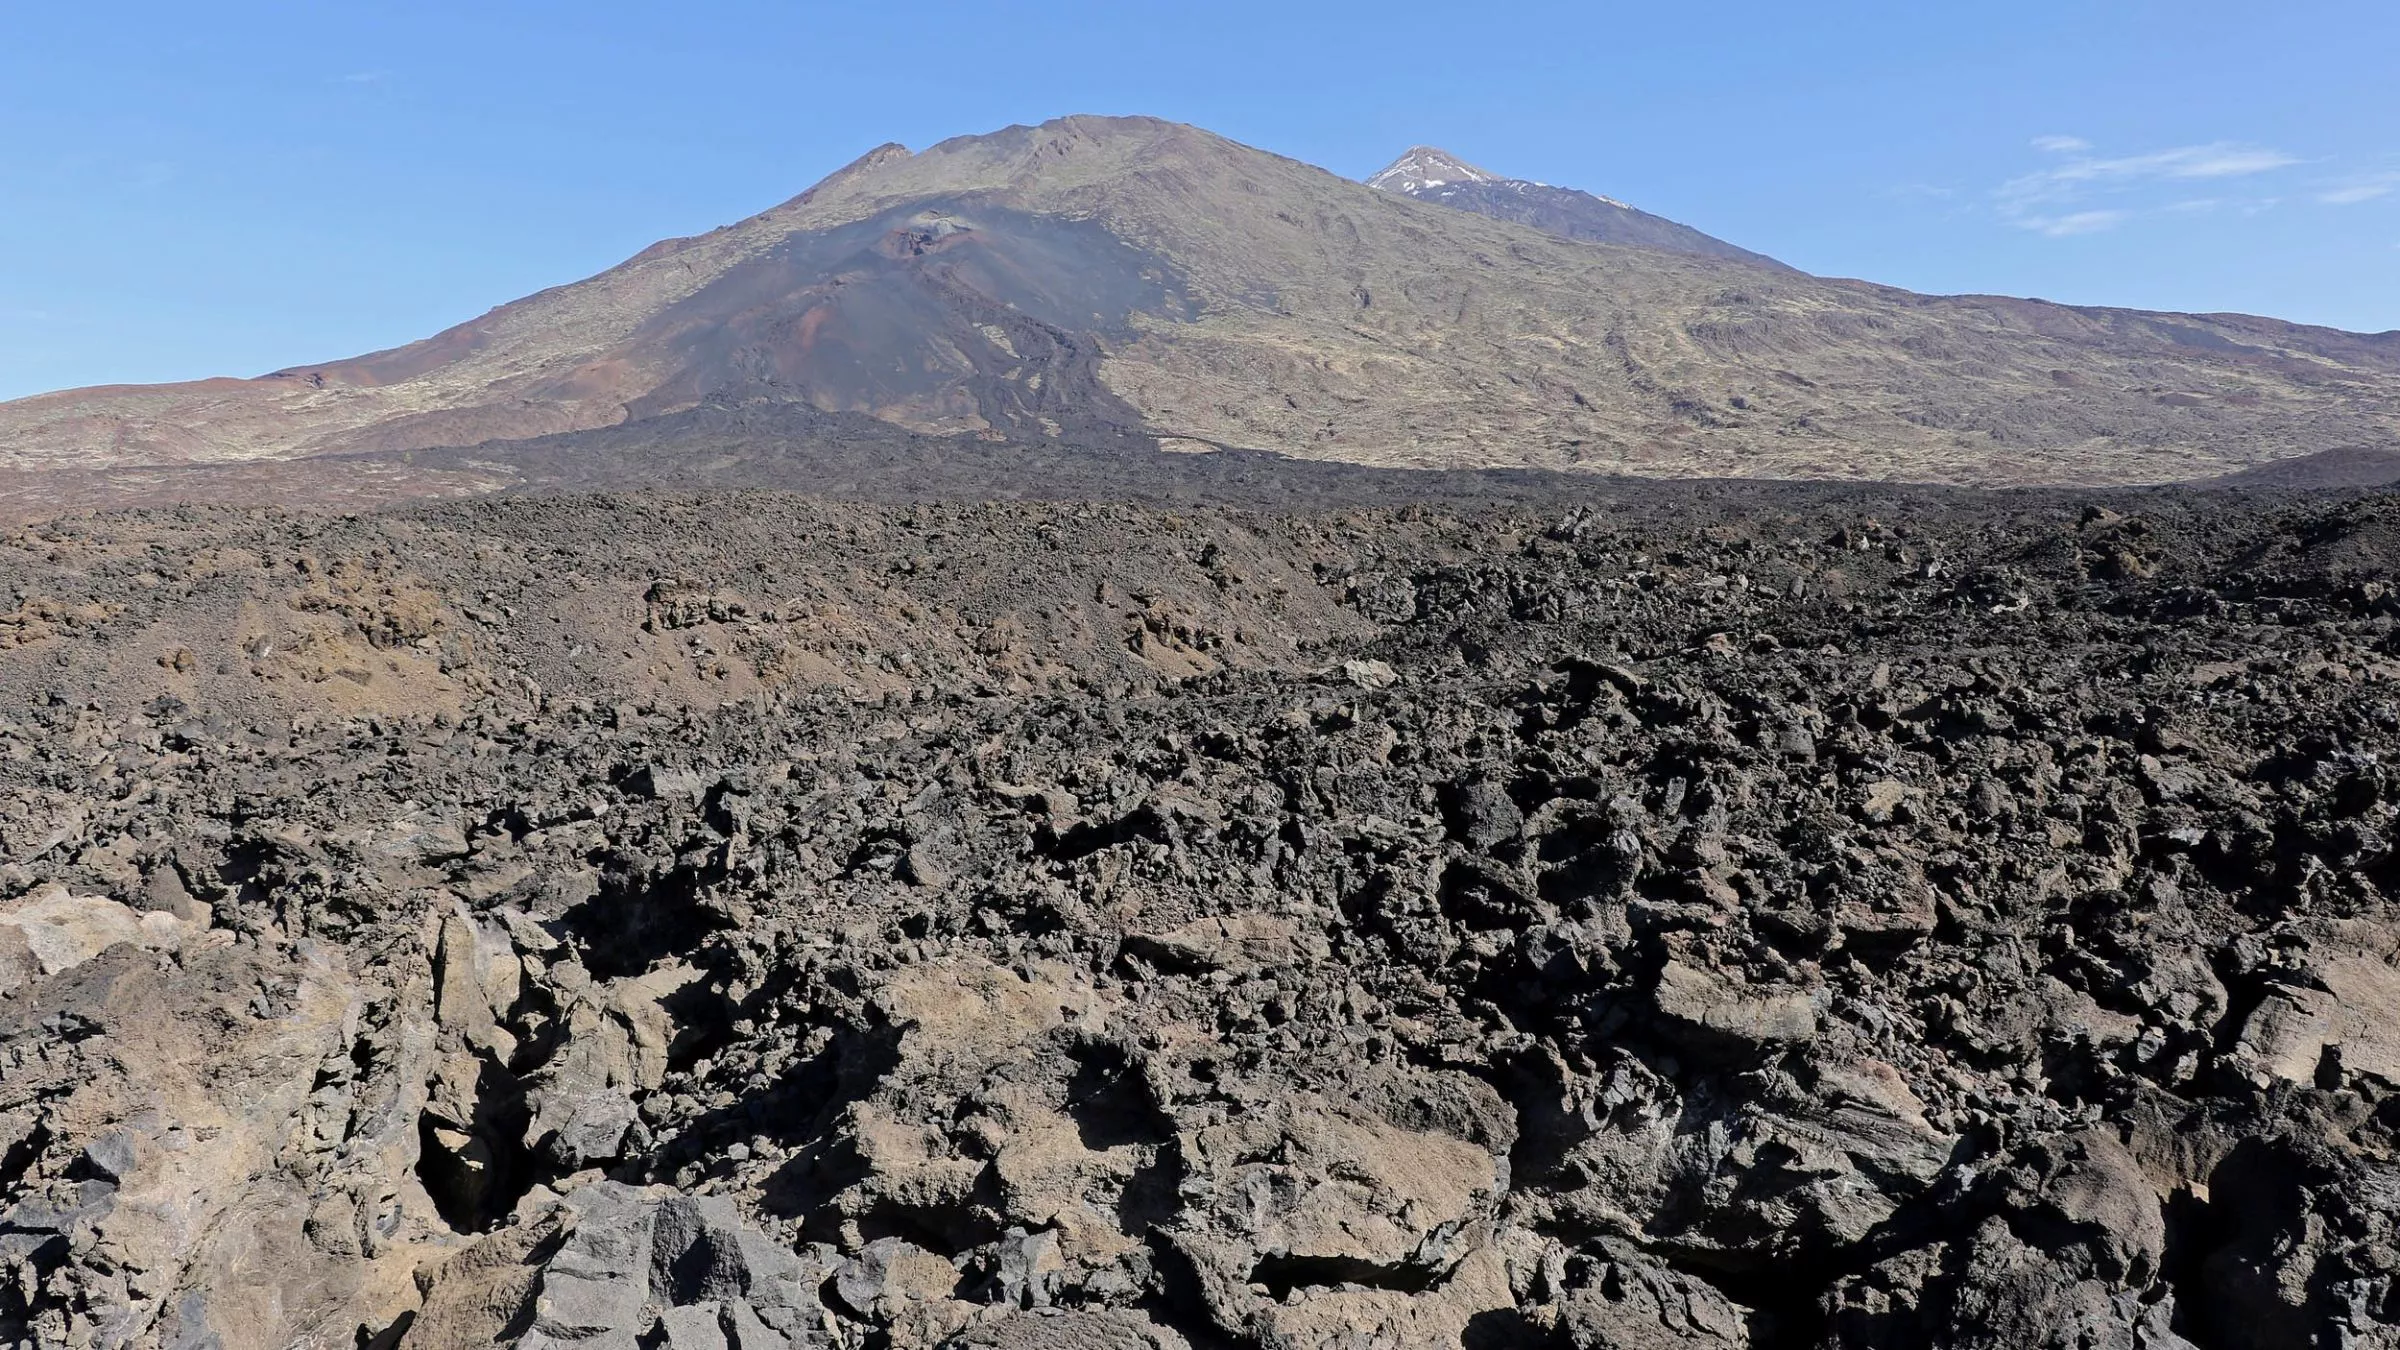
[4,115,2399,491]
[1366,145,1795,271]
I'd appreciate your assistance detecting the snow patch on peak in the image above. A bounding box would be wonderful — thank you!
[1367,146,1502,194]
[1368,146,1632,210]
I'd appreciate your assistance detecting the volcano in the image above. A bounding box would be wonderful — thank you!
[4,115,2397,491]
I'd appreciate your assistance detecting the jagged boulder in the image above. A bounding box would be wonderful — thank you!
[412,1183,828,1350]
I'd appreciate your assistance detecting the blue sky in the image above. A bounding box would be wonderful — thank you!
[2,1,2395,401]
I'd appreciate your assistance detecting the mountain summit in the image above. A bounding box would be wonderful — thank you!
[3,114,2398,494]
[1365,145,1793,270]
[1364,146,1509,194]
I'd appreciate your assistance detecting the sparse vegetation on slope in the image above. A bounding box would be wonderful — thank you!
[3,116,2396,492]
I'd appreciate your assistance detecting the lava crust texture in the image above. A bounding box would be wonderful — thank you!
[2,484,2399,1348]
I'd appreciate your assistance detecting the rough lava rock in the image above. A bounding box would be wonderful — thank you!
[0,483,2398,1347]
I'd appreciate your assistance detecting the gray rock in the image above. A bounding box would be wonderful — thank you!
[533,1086,638,1168]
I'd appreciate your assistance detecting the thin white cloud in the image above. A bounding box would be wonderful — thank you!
[2021,210,2129,237]
[2323,184,2392,205]
[2167,195,2285,217]
[2019,143,2300,194]
[337,70,389,84]
[2320,171,2400,205]
[1996,138,2302,238]
[2149,146,2298,178]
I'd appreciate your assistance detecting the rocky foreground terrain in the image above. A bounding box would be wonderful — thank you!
[3,478,2400,1348]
